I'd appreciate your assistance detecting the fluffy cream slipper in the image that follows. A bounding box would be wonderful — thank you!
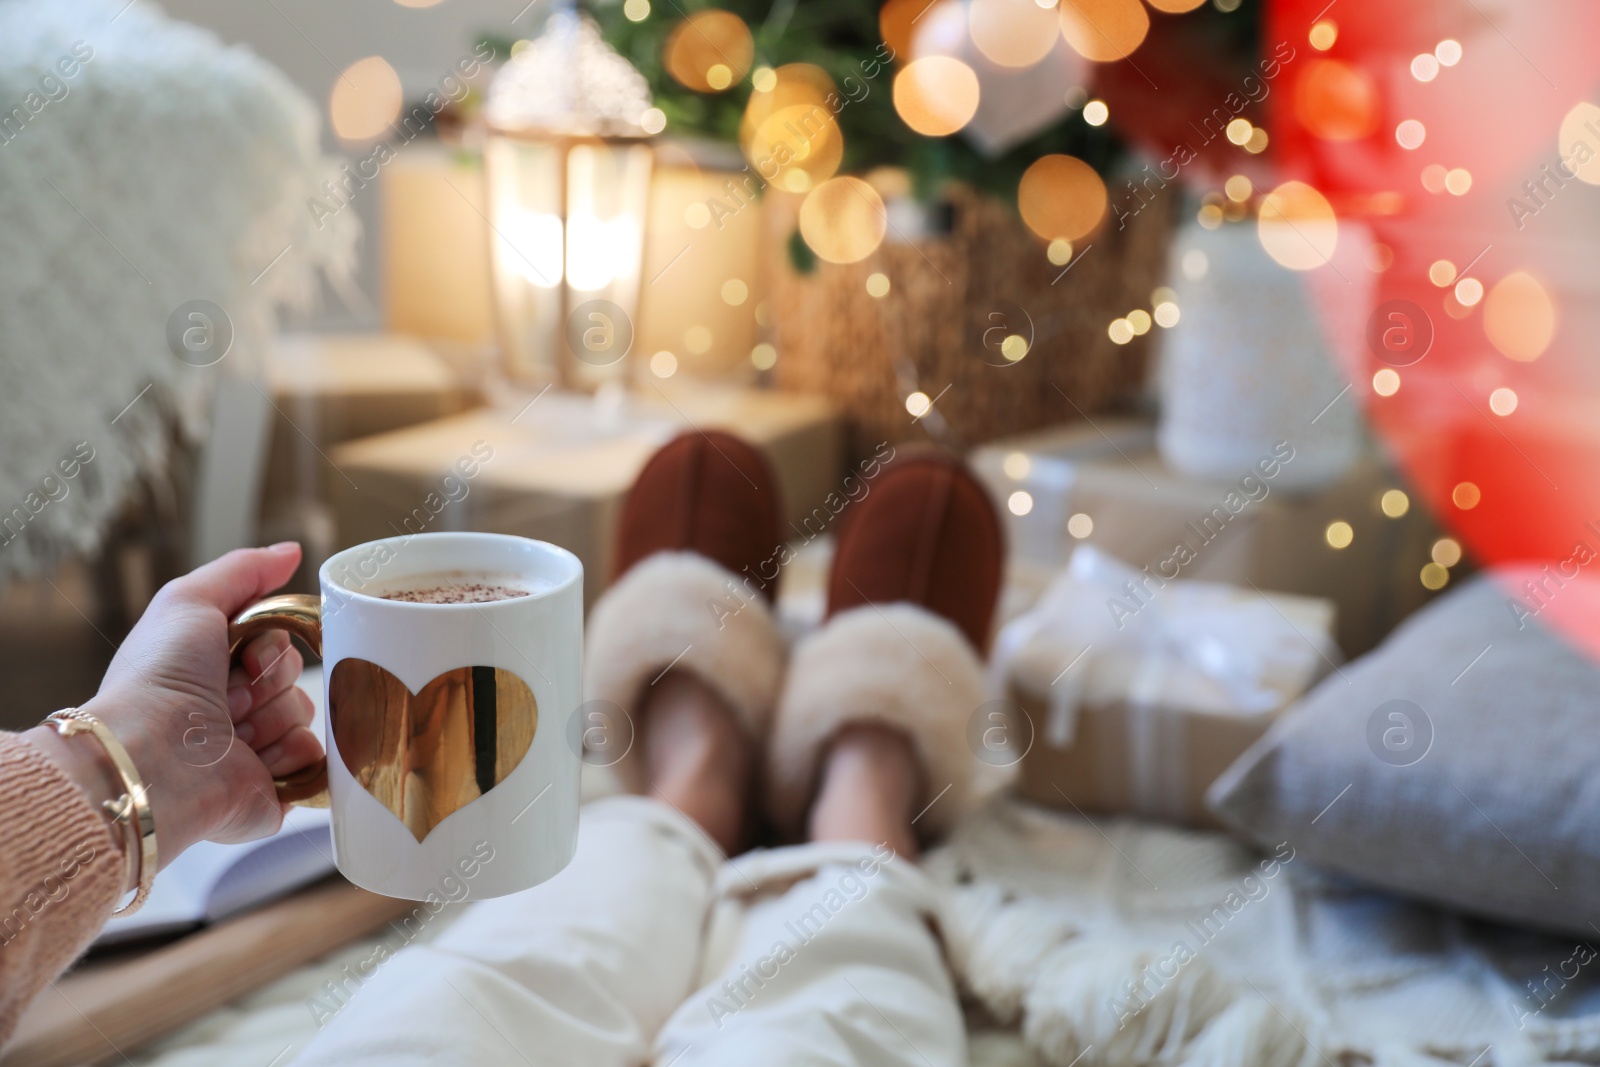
[584,552,786,793]
[768,602,987,837]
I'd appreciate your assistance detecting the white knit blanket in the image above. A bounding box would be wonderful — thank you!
[0,0,353,582]
[928,799,1600,1067]
[117,796,1600,1067]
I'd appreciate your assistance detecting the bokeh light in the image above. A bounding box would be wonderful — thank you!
[1395,119,1427,149]
[742,64,843,191]
[1483,271,1556,362]
[1294,59,1378,141]
[1257,181,1338,271]
[329,56,403,142]
[906,391,932,417]
[798,177,887,264]
[1325,521,1354,549]
[1018,155,1107,241]
[1435,39,1462,66]
[721,279,748,305]
[651,350,678,377]
[866,272,891,298]
[1308,20,1337,50]
[684,326,713,354]
[1420,563,1450,590]
[1083,100,1110,126]
[969,0,1061,68]
[1008,491,1034,516]
[1452,482,1481,509]
[1068,512,1095,537]
[1432,538,1463,567]
[1381,489,1410,518]
[1373,368,1400,396]
[1058,0,1149,62]
[1429,260,1457,286]
[1004,452,1031,479]
[751,343,777,370]
[1489,387,1518,416]
[1558,102,1600,185]
[893,57,981,136]
[665,10,754,93]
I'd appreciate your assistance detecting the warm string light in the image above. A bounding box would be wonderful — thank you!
[665,10,753,93]
[684,326,713,354]
[1489,387,1518,416]
[329,56,403,142]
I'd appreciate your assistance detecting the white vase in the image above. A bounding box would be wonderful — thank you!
[1157,218,1363,491]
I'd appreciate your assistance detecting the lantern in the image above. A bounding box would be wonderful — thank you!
[485,12,656,390]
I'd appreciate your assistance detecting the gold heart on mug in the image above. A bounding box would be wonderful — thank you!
[328,660,538,843]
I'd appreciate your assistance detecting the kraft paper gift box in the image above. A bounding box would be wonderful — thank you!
[972,421,1444,657]
[261,332,482,508]
[327,381,842,606]
[999,546,1337,828]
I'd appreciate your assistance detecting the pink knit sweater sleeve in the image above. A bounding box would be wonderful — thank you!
[0,732,124,1046]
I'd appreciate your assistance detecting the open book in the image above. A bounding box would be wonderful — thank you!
[96,668,338,946]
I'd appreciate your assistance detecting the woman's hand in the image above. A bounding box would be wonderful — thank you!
[28,543,323,879]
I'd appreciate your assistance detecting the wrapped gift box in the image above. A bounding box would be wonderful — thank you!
[261,332,482,507]
[972,420,1447,657]
[1002,547,1336,828]
[326,381,842,606]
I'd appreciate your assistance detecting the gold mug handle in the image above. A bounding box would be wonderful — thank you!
[229,594,330,807]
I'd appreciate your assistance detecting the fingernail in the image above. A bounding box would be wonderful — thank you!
[268,541,299,554]
[235,721,256,746]
[227,686,252,720]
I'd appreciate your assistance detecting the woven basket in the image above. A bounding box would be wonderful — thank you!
[768,184,1175,458]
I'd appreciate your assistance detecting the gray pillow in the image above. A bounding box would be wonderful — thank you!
[1207,571,1600,937]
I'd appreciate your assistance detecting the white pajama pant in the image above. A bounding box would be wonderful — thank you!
[293,796,966,1066]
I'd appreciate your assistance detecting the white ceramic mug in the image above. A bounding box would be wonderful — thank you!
[229,532,583,900]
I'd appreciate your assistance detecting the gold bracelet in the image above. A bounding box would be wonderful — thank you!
[43,708,157,916]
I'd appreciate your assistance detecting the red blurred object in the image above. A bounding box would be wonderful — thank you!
[1264,0,1600,656]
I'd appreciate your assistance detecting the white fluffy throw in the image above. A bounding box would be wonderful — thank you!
[0,0,353,581]
[929,800,1600,1067]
